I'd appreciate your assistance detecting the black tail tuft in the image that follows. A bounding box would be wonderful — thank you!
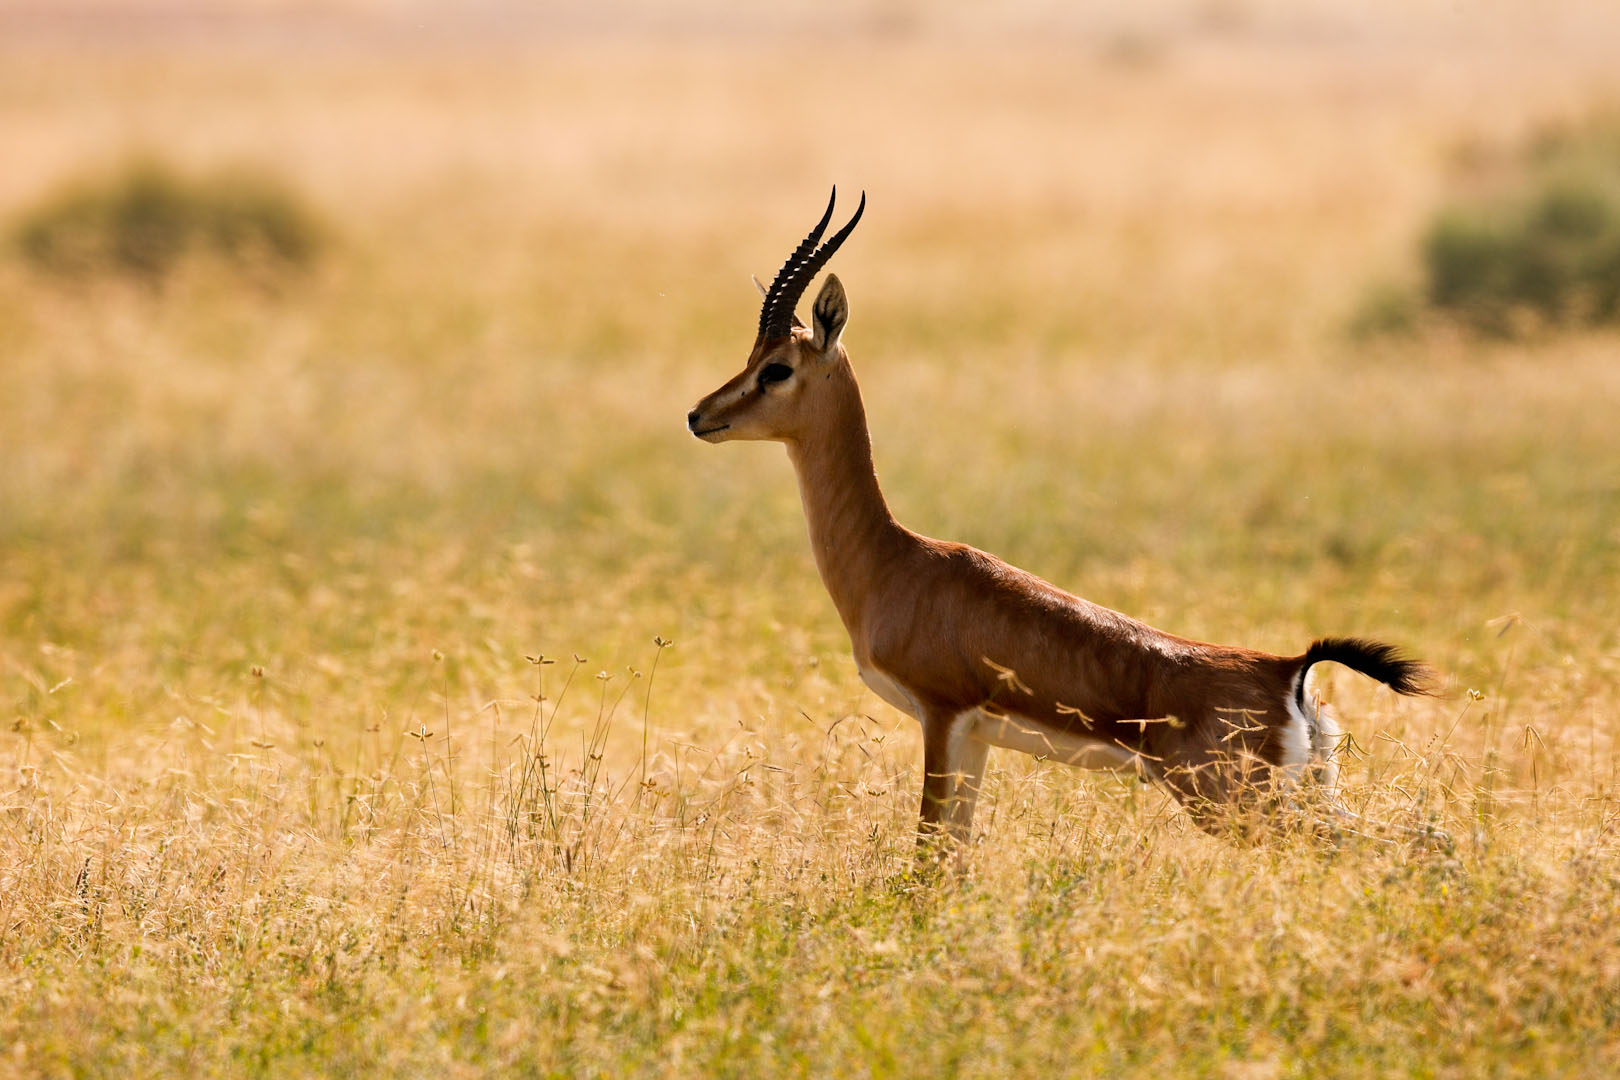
[1297,637,1437,705]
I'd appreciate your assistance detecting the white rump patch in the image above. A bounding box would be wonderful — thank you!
[1283,667,1342,790]
[1307,692,1343,790]
[1279,675,1312,779]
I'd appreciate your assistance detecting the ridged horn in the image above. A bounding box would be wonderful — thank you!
[757,187,865,341]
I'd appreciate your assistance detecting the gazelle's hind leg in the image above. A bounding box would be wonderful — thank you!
[1289,692,1347,830]
[1156,704,1335,838]
[1267,694,1367,839]
[1305,694,1343,790]
[1154,739,1265,837]
[1302,695,1453,850]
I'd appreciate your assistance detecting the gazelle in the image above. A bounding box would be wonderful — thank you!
[687,189,1435,848]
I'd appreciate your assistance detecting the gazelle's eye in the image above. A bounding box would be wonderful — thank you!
[758,363,793,387]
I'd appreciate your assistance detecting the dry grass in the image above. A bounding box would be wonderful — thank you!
[3,4,1620,1076]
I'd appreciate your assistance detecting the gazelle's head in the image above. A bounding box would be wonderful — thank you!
[687,188,864,445]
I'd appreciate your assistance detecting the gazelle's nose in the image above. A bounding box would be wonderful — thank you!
[686,408,703,431]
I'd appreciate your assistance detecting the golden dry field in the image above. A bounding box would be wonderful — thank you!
[3,2,1620,1075]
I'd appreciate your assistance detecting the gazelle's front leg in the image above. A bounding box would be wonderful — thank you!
[947,734,990,841]
[918,710,988,854]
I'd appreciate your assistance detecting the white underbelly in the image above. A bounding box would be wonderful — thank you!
[856,664,1144,777]
[970,711,1145,775]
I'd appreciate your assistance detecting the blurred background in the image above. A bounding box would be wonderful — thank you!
[6,5,1620,1071]
[9,6,1620,1075]
[2,0,1618,757]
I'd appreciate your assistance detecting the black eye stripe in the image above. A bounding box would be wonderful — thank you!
[758,362,793,387]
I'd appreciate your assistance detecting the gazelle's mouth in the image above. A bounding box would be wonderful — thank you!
[693,424,730,439]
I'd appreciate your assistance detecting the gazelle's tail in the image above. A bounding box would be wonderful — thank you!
[1286,637,1435,783]
[1295,637,1437,710]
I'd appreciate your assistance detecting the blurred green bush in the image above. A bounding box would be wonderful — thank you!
[1422,114,1620,336]
[1351,112,1620,340]
[11,159,324,284]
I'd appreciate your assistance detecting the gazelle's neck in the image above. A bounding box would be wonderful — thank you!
[783,364,908,633]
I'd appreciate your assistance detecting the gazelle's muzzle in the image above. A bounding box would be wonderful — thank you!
[686,361,760,442]
[686,405,731,441]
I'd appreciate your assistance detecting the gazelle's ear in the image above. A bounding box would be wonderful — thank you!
[811,274,848,355]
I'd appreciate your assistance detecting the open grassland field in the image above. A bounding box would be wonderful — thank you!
[4,3,1620,1075]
